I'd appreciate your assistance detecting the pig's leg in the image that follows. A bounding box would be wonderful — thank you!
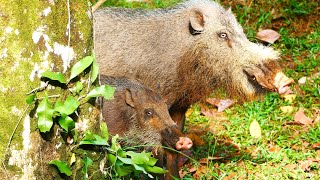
[169,105,188,131]
[165,151,179,180]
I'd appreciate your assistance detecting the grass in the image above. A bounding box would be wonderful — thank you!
[92,0,320,179]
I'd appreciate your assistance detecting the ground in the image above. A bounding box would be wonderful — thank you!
[94,0,319,179]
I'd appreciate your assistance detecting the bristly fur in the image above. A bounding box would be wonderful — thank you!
[95,0,282,109]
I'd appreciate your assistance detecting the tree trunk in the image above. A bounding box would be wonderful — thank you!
[0,1,94,178]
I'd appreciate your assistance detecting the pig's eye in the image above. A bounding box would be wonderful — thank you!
[145,109,154,117]
[218,32,228,39]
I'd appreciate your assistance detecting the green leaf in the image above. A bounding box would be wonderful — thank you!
[100,122,108,140]
[76,81,83,93]
[58,115,75,132]
[54,96,80,115]
[143,165,167,174]
[111,135,121,152]
[26,94,36,104]
[108,154,117,165]
[42,71,66,84]
[82,156,93,180]
[126,151,149,165]
[79,131,108,146]
[36,95,54,133]
[86,85,115,100]
[90,59,99,83]
[118,157,133,165]
[49,160,72,176]
[72,129,78,143]
[70,56,94,80]
[132,164,148,175]
[115,164,133,177]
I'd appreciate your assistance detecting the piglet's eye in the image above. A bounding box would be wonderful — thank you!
[145,109,154,117]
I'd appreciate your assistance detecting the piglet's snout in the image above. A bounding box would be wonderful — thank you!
[176,137,193,150]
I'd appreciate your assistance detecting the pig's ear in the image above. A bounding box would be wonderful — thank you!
[125,88,135,108]
[190,10,205,34]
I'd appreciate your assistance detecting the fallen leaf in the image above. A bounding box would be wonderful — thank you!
[269,145,281,153]
[193,165,208,179]
[311,143,320,150]
[294,108,313,125]
[298,77,307,85]
[206,98,234,112]
[179,170,188,179]
[256,29,280,44]
[249,120,262,138]
[284,164,297,169]
[282,94,296,103]
[283,121,302,126]
[300,159,318,172]
[200,106,217,119]
[271,8,283,19]
[280,106,295,113]
[222,172,236,180]
[199,156,225,164]
[188,167,197,173]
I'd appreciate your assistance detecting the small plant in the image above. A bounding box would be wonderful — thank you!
[27,54,166,179]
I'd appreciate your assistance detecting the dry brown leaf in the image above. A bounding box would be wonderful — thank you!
[206,98,234,112]
[269,145,281,153]
[294,108,313,125]
[179,170,188,179]
[200,106,217,119]
[311,143,320,150]
[193,165,209,179]
[256,29,280,44]
[283,121,302,126]
[280,106,295,113]
[300,159,318,172]
[284,164,297,169]
[249,120,262,138]
[188,167,197,173]
[222,172,236,180]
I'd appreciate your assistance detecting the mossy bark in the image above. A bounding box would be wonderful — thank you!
[0,0,98,178]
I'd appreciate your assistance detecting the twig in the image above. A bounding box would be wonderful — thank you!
[92,0,106,13]
[6,104,30,152]
[67,0,71,48]
[27,81,49,95]
[37,95,60,100]
[2,104,30,179]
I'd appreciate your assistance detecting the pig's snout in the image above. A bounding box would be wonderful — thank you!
[274,72,294,94]
[176,137,193,150]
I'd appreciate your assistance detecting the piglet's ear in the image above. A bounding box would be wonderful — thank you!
[190,9,205,34]
[125,88,135,108]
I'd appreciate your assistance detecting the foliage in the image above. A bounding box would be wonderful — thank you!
[49,160,72,176]
[28,54,166,179]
